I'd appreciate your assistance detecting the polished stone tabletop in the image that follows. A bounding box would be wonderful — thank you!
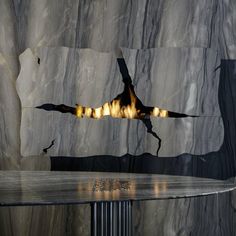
[0,171,235,206]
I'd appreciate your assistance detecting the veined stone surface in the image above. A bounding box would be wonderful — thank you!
[121,47,221,116]
[1,1,236,236]
[16,47,124,108]
[15,0,216,52]
[11,0,236,59]
[0,0,18,64]
[16,47,224,157]
[19,108,223,157]
[0,53,20,158]
[217,0,236,59]
[0,0,21,160]
[0,171,234,205]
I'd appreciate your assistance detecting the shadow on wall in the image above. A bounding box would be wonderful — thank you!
[51,60,236,180]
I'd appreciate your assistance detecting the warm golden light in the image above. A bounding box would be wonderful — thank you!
[154,183,160,196]
[76,88,168,119]
[76,105,83,118]
[152,107,160,116]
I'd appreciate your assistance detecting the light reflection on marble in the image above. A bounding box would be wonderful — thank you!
[0,171,235,206]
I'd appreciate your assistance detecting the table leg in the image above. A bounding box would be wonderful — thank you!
[91,201,132,236]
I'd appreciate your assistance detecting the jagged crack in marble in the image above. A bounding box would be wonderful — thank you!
[0,53,21,158]
[20,109,223,157]
[15,0,216,52]
[121,48,221,116]
[16,47,124,108]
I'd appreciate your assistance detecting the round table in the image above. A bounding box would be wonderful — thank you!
[0,171,235,236]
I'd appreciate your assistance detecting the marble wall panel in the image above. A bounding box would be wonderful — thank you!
[0,1,21,161]
[15,0,216,52]
[0,0,19,71]
[0,204,90,236]
[217,0,236,59]
[151,117,223,156]
[16,47,124,108]
[0,1,235,236]
[17,47,223,157]
[0,53,21,159]
[12,0,236,59]
[19,108,223,157]
[12,0,236,60]
[122,47,221,116]
[133,191,236,236]
[0,157,20,170]
[20,156,51,171]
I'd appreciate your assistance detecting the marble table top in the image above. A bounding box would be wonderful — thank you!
[0,171,235,206]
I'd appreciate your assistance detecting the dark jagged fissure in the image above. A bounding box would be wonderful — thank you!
[116,58,162,156]
[43,139,55,154]
[36,58,197,156]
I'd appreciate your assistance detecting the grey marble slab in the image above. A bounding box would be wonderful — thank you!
[133,190,236,236]
[19,108,223,157]
[16,47,124,108]
[0,53,21,159]
[10,0,236,60]
[0,171,235,206]
[15,0,216,52]
[150,116,223,156]
[20,156,51,171]
[16,46,224,157]
[0,203,91,236]
[121,47,221,116]
[0,1,235,236]
[216,0,236,59]
[0,156,50,170]
[0,157,20,171]
[0,0,18,59]
[0,1,21,160]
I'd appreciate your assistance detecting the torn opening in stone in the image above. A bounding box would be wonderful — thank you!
[36,58,196,120]
[35,57,198,157]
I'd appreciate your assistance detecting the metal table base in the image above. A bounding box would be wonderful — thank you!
[91,201,132,236]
